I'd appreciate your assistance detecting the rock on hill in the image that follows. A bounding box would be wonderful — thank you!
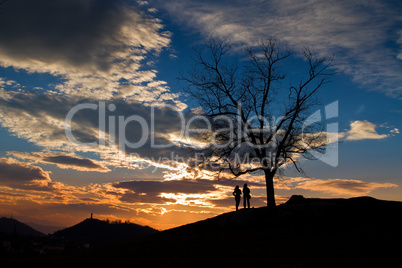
[0,217,44,237]
[53,218,158,246]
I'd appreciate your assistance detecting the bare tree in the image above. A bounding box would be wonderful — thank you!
[181,38,336,207]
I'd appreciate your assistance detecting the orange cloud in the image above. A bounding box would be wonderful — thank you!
[9,151,110,172]
[0,158,51,189]
[295,178,397,196]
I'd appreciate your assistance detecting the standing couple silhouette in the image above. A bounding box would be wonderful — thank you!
[233,184,251,211]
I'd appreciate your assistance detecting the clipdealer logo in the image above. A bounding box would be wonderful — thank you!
[64,101,339,168]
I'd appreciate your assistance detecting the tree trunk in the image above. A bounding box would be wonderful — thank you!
[264,169,276,207]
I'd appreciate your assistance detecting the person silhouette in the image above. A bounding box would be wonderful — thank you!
[233,185,242,211]
[243,183,251,209]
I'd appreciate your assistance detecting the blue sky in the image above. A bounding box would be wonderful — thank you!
[0,0,401,230]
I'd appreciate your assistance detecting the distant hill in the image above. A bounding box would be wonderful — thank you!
[53,218,158,246]
[0,217,44,237]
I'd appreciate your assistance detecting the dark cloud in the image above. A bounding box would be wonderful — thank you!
[113,179,217,195]
[0,157,52,190]
[0,190,26,198]
[10,151,110,172]
[42,155,109,171]
[111,179,216,204]
[112,177,266,197]
[119,192,176,204]
[0,90,74,119]
[111,178,266,205]
[0,0,155,71]
[0,0,175,102]
[0,157,50,183]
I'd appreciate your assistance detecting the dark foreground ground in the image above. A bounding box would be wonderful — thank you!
[4,196,402,267]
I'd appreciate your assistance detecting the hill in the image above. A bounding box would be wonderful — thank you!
[5,196,402,267]
[0,217,44,237]
[53,218,158,246]
[170,195,402,231]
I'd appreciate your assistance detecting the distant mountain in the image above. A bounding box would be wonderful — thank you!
[0,217,44,237]
[53,218,158,246]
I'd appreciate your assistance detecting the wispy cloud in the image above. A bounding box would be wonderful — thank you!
[152,0,402,98]
[397,30,402,60]
[9,151,110,172]
[291,177,398,196]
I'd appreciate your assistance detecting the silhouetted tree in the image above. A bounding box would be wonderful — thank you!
[181,38,336,207]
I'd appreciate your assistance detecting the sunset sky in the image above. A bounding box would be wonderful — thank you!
[0,0,401,231]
